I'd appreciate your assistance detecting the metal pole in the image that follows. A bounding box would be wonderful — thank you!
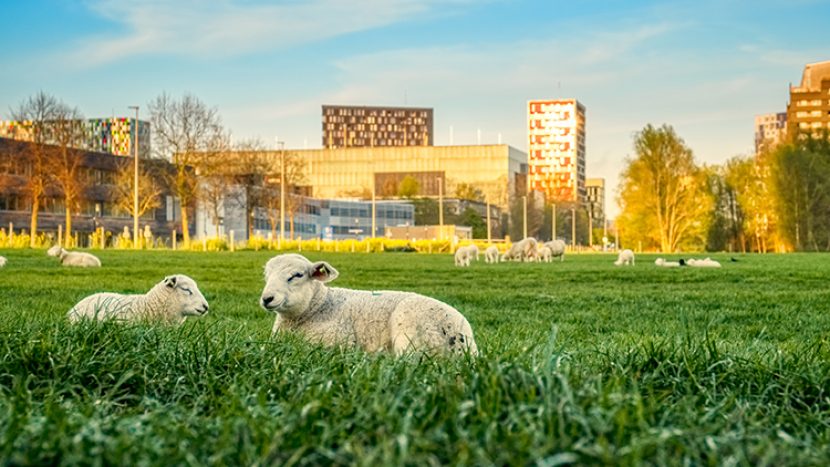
[589,210,593,247]
[370,135,375,238]
[278,140,285,249]
[128,106,140,249]
[571,208,576,248]
[486,199,491,243]
[522,195,527,239]
[551,203,556,241]
[438,177,443,240]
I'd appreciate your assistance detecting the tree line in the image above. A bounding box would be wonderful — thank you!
[617,123,830,252]
[0,92,306,248]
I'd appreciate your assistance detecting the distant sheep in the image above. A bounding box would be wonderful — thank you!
[0,256,6,268]
[544,239,566,262]
[502,237,538,262]
[67,274,209,323]
[484,245,500,264]
[47,245,62,257]
[614,249,635,266]
[52,248,101,267]
[654,258,681,268]
[687,257,722,268]
[260,253,478,356]
[454,245,477,267]
[537,245,553,263]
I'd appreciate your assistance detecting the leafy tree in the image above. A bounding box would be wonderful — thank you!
[454,183,483,202]
[617,124,713,252]
[397,175,420,198]
[457,207,486,238]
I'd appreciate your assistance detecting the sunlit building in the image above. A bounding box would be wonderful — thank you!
[585,178,605,224]
[0,117,150,158]
[527,99,586,202]
[322,105,433,148]
[754,113,787,156]
[787,60,830,137]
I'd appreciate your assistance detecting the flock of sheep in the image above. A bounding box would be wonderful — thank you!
[0,238,729,356]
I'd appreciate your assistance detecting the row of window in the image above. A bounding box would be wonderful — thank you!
[329,206,412,219]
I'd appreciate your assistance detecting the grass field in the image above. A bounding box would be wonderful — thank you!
[1,248,829,465]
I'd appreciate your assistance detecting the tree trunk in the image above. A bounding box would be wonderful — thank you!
[29,198,40,248]
[181,206,191,246]
[64,205,73,248]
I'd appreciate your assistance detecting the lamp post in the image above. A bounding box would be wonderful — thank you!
[438,176,443,240]
[128,106,139,249]
[276,139,285,249]
[522,195,527,239]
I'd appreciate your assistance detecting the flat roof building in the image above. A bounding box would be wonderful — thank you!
[527,99,586,202]
[0,117,151,159]
[586,178,605,224]
[787,60,830,137]
[754,113,787,156]
[322,105,433,148]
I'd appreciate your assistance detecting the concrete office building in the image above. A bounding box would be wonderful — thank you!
[322,105,433,148]
[787,60,830,137]
[754,113,787,156]
[527,99,587,202]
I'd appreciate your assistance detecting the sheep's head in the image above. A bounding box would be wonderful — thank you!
[160,274,209,318]
[654,258,664,266]
[261,254,338,318]
[47,245,62,257]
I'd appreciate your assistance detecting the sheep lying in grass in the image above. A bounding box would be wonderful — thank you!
[47,245,62,257]
[454,245,477,267]
[51,247,102,267]
[614,249,635,266]
[484,246,500,264]
[260,253,478,356]
[544,239,566,262]
[0,256,6,268]
[687,257,722,268]
[654,258,682,268]
[67,274,209,323]
[502,237,538,262]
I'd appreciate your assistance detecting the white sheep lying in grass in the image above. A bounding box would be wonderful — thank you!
[654,258,682,268]
[454,245,477,267]
[67,274,209,323]
[260,253,478,356]
[47,245,62,257]
[484,245,500,264]
[0,256,6,268]
[687,257,722,268]
[51,247,101,267]
[544,239,566,262]
[502,237,538,262]
[614,249,635,266]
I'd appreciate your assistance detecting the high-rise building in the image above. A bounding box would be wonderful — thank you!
[787,60,830,137]
[585,178,605,224]
[0,117,151,158]
[527,99,586,202]
[322,105,433,148]
[754,113,787,156]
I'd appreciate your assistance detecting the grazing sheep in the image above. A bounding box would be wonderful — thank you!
[0,256,6,268]
[454,245,476,267]
[614,249,635,266]
[544,239,566,262]
[687,257,722,268]
[484,245,500,264]
[654,258,682,268]
[467,244,480,262]
[502,237,538,262]
[54,248,101,267]
[67,274,209,323]
[260,253,478,356]
[537,245,553,263]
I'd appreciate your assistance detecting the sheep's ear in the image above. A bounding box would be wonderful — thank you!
[164,276,177,288]
[309,261,338,283]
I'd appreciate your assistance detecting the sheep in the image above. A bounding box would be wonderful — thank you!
[454,245,476,267]
[687,257,722,268]
[53,247,102,267]
[260,253,478,356]
[0,256,6,268]
[484,245,500,264]
[47,245,62,257]
[614,249,635,266]
[544,239,566,262]
[537,245,553,263]
[502,237,538,262]
[67,274,209,323]
[654,258,682,268]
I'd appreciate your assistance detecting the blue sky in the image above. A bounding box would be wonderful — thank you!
[2,0,829,217]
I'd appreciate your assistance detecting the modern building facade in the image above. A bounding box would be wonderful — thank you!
[754,113,787,156]
[527,99,587,202]
[279,144,526,210]
[585,178,605,225]
[322,105,433,148]
[0,117,151,159]
[787,60,830,137]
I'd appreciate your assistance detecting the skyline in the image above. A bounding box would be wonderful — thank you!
[2,0,830,218]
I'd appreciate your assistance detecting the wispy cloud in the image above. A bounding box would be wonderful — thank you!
[66,0,479,67]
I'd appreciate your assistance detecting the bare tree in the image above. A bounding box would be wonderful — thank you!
[50,104,87,246]
[228,139,270,239]
[112,159,163,221]
[11,92,59,247]
[149,93,224,246]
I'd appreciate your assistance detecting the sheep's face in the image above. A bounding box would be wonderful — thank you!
[261,254,339,318]
[47,245,62,257]
[162,275,210,318]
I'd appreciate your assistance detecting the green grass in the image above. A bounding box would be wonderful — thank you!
[1,249,830,465]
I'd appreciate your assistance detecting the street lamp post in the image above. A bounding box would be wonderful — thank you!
[438,176,443,240]
[522,195,527,239]
[277,139,285,249]
[128,106,139,249]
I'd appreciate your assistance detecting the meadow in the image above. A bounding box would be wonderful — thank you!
[0,248,829,465]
